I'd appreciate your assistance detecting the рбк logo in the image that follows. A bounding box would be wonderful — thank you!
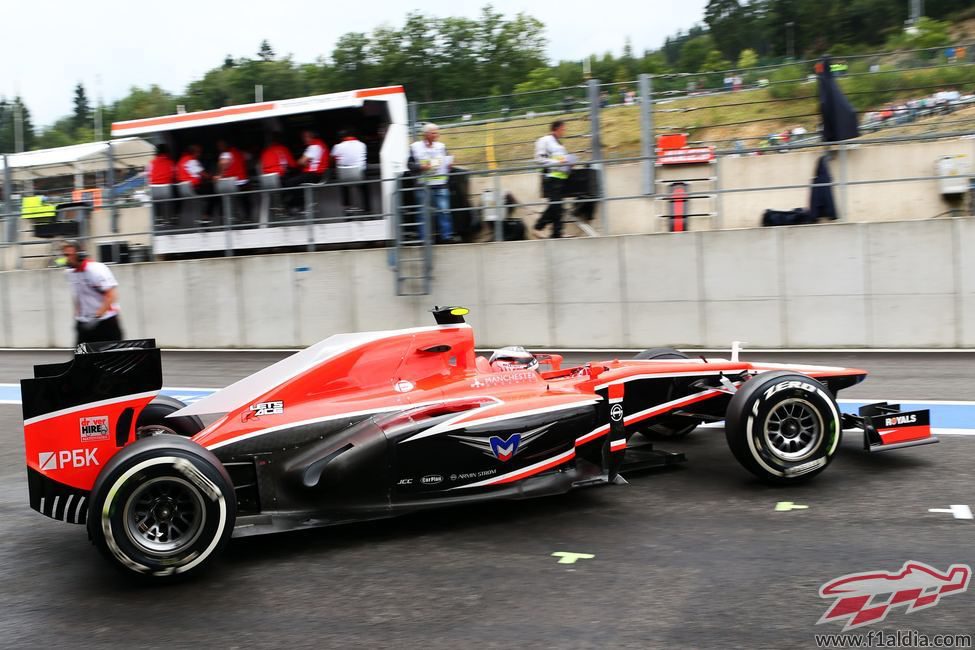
[817,561,971,631]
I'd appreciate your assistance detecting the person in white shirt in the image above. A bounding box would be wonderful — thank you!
[62,240,123,345]
[410,123,456,243]
[331,129,370,213]
[533,120,574,238]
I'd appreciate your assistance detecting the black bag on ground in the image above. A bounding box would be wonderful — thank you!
[762,208,813,227]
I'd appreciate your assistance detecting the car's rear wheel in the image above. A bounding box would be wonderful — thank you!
[724,371,841,484]
[88,435,236,581]
[136,395,204,439]
[634,347,701,438]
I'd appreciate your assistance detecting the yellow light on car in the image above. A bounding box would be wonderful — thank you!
[450,307,469,316]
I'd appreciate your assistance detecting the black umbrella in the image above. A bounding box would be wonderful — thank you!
[817,57,859,142]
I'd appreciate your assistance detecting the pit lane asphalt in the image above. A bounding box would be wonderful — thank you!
[1,351,972,649]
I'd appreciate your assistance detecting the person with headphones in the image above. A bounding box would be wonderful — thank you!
[61,240,123,345]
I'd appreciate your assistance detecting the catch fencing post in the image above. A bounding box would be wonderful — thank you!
[106,142,118,233]
[493,169,503,242]
[408,102,419,142]
[222,193,233,257]
[304,186,314,253]
[587,79,608,234]
[839,146,849,220]
[2,153,13,244]
[639,74,655,196]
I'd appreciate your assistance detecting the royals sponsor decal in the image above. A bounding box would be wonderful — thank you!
[884,414,917,427]
[80,415,110,442]
[450,423,553,462]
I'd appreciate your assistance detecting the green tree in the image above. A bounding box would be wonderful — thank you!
[737,48,759,69]
[331,32,372,91]
[73,83,92,134]
[678,35,716,72]
[109,85,175,122]
[701,50,732,72]
[513,67,560,94]
[0,97,36,153]
[258,39,275,62]
[36,117,78,150]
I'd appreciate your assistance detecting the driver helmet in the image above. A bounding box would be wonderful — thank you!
[489,346,539,372]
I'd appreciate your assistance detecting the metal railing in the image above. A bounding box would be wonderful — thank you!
[1,42,974,267]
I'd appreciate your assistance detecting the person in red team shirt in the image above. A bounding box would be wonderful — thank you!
[176,144,216,217]
[283,130,329,210]
[146,144,175,185]
[217,139,251,219]
[176,144,212,192]
[260,132,297,177]
[217,140,249,186]
[296,130,329,180]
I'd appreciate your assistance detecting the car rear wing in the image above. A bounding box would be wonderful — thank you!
[841,402,938,452]
[21,339,163,524]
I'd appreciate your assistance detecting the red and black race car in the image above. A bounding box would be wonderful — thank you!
[21,307,936,580]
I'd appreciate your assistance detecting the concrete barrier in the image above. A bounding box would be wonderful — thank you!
[0,217,970,349]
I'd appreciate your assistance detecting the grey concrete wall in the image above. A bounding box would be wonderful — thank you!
[0,218,969,349]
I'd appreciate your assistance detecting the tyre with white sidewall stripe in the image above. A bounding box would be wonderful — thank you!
[87,435,236,580]
[725,371,841,484]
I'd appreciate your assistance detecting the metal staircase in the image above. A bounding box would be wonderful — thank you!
[391,178,433,296]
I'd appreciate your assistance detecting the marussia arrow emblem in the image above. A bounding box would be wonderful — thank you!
[450,423,553,462]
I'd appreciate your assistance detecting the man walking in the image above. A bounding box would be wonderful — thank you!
[62,240,123,345]
[410,123,456,243]
[533,120,574,238]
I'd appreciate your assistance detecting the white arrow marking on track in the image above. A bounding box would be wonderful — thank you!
[928,505,974,520]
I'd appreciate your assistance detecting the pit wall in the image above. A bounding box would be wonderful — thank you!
[0,217,971,349]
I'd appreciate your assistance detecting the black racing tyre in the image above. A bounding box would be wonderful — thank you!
[87,435,236,581]
[633,347,689,360]
[136,395,204,439]
[634,348,701,438]
[725,371,842,484]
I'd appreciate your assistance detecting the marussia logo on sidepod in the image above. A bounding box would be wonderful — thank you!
[450,423,553,462]
[817,561,971,631]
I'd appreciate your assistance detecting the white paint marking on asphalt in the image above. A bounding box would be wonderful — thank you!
[928,505,974,520]
[775,502,809,512]
[552,552,595,565]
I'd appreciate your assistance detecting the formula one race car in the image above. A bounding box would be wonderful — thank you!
[21,307,937,580]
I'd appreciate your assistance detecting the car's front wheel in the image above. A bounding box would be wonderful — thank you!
[724,371,841,484]
[87,435,236,581]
